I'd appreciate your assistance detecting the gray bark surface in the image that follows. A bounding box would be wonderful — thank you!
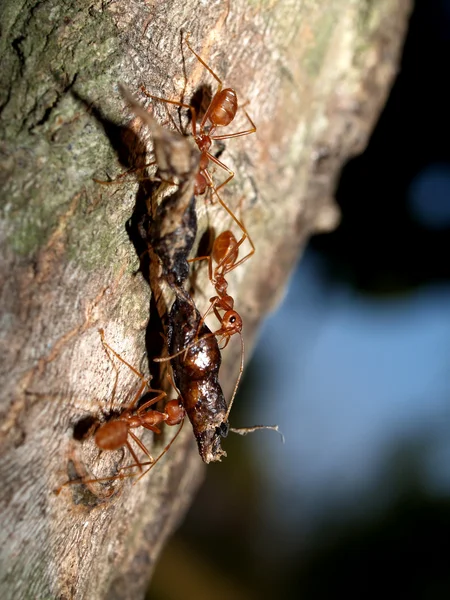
[0,1,411,598]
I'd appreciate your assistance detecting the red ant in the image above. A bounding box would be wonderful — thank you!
[190,218,254,347]
[140,33,256,256]
[57,329,184,493]
[141,32,256,198]
[94,330,184,467]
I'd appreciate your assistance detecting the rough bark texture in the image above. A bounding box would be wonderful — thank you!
[0,0,411,598]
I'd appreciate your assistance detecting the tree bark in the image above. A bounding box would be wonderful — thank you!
[0,0,411,598]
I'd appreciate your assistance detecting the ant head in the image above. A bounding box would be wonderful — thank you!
[222,310,242,334]
[165,399,185,426]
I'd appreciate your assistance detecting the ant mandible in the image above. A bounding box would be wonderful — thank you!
[57,330,185,492]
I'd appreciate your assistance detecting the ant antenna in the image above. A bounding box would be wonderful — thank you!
[225,332,244,421]
[229,424,285,444]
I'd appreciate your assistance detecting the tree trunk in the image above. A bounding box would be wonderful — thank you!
[0,0,411,598]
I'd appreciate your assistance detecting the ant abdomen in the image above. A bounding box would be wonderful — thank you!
[213,230,239,267]
[209,89,238,127]
[165,400,185,426]
[95,421,128,451]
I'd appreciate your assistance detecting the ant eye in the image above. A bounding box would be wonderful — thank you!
[230,316,236,323]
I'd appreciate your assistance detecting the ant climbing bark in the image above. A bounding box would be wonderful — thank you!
[141,32,256,198]
[190,218,255,348]
[57,330,184,494]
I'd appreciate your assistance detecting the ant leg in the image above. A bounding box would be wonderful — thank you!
[95,173,177,188]
[204,152,235,193]
[124,437,147,473]
[140,423,162,435]
[224,333,245,421]
[99,329,156,413]
[135,390,167,415]
[184,33,223,87]
[203,170,241,231]
[59,460,156,491]
[55,455,154,494]
[193,296,223,340]
[93,162,157,186]
[127,431,157,466]
[136,419,185,481]
[188,250,215,283]
[99,329,120,411]
[211,108,257,140]
[140,86,198,137]
[153,332,216,362]
[165,369,183,400]
[99,329,149,384]
[212,304,226,329]
[188,255,209,264]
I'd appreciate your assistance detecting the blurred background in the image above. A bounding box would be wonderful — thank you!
[149,0,450,597]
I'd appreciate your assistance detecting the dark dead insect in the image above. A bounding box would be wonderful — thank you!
[147,193,198,287]
[157,290,282,462]
[163,291,229,463]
